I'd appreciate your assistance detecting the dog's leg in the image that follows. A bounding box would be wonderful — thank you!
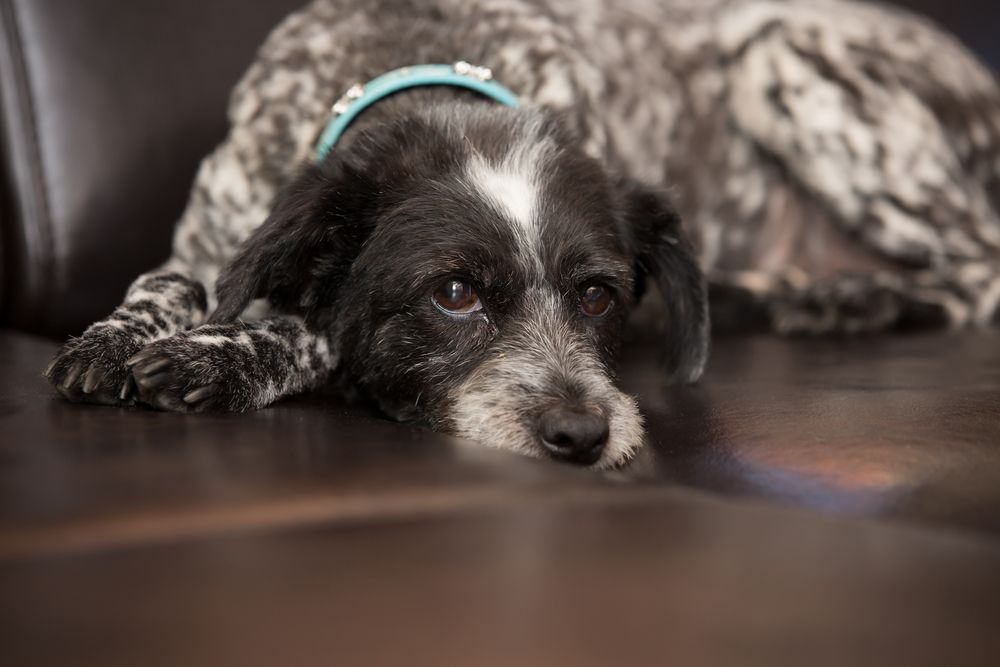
[45,270,207,405]
[126,317,335,413]
[43,130,260,407]
[762,263,1000,335]
[43,16,304,407]
[45,3,344,407]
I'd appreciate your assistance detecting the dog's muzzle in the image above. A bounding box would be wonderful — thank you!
[446,290,643,468]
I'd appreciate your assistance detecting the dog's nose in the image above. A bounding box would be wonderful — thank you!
[538,406,609,465]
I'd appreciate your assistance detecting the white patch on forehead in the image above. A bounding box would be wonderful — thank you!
[464,133,555,275]
[469,163,537,233]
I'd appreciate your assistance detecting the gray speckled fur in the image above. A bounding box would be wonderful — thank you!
[47,0,1000,418]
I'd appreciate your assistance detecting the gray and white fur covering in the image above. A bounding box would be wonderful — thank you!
[45,0,1000,468]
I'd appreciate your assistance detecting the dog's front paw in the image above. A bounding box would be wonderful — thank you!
[45,327,148,405]
[127,331,260,413]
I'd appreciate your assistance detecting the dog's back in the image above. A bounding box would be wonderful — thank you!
[187,0,1000,330]
[560,0,1000,331]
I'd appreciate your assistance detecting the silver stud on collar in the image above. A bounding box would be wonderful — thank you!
[331,82,365,116]
[453,61,493,81]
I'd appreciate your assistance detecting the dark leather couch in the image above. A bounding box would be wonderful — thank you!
[1,2,999,665]
[0,0,306,337]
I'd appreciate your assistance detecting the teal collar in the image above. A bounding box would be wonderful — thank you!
[314,62,521,163]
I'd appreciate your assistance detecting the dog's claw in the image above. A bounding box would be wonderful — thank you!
[183,384,219,404]
[61,362,83,390]
[81,365,107,394]
[133,357,171,377]
[44,355,60,378]
[120,375,136,402]
[133,355,172,396]
[135,372,170,391]
[126,349,160,368]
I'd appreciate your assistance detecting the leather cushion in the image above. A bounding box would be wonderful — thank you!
[0,0,304,337]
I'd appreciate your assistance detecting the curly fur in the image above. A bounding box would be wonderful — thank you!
[45,0,1000,468]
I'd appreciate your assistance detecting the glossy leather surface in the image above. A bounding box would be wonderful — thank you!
[0,0,305,337]
[1,330,999,665]
[625,332,1000,535]
[5,330,1000,547]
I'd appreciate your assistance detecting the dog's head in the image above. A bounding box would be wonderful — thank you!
[212,105,708,468]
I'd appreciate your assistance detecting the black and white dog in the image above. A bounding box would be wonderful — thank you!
[46,0,1000,468]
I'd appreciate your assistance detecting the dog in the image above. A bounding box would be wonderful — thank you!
[45,0,1000,468]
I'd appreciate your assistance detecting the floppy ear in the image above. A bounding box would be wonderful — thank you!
[210,161,373,324]
[621,182,710,383]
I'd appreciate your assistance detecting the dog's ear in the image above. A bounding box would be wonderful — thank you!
[210,160,373,324]
[620,182,710,383]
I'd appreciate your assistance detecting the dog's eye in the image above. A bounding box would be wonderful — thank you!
[432,279,482,315]
[580,284,613,317]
